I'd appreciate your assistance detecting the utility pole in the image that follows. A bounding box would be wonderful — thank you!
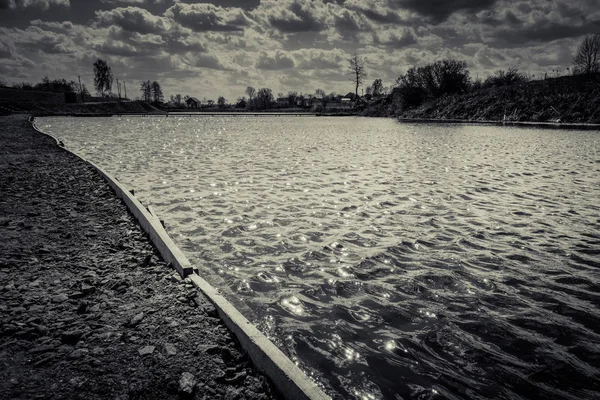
[78,75,84,102]
[124,81,127,99]
[116,78,120,99]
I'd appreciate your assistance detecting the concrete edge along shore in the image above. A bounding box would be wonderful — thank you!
[30,116,331,400]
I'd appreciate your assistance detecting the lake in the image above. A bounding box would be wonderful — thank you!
[39,116,600,399]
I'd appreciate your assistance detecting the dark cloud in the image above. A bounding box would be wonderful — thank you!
[268,2,325,33]
[193,53,230,70]
[494,21,600,46]
[95,6,166,34]
[388,0,498,23]
[166,3,250,32]
[256,50,295,70]
[3,0,69,9]
[334,9,362,39]
[179,0,260,10]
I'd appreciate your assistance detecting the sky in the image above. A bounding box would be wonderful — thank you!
[0,0,598,101]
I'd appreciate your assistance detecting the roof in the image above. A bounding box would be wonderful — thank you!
[186,97,201,103]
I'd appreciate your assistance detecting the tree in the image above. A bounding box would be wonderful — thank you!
[217,96,227,107]
[93,59,113,97]
[287,91,298,106]
[245,86,256,100]
[315,88,328,109]
[140,80,152,103]
[256,87,273,109]
[348,52,366,99]
[573,34,600,74]
[236,96,247,108]
[394,59,470,109]
[151,81,163,103]
[370,78,383,97]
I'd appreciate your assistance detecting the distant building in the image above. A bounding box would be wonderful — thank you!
[338,98,353,109]
[186,97,201,108]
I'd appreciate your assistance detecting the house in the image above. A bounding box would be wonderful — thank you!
[338,98,353,109]
[185,97,201,108]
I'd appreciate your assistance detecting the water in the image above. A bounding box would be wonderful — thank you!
[39,116,600,399]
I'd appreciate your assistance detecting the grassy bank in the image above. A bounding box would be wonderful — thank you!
[0,100,164,116]
[364,73,600,124]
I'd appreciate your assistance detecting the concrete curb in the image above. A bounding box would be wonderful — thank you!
[29,117,331,400]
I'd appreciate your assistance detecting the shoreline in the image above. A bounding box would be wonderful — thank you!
[29,116,330,400]
[397,117,600,130]
[0,115,326,400]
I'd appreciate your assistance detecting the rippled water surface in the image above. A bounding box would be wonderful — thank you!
[40,116,600,399]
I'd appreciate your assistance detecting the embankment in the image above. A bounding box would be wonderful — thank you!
[364,73,600,124]
[0,96,164,116]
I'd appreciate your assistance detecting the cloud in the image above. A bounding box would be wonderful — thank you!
[95,7,167,34]
[190,53,231,70]
[166,3,251,32]
[256,50,295,70]
[260,0,329,33]
[1,0,69,9]
[374,27,417,47]
[388,0,498,23]
[101,0,165,4]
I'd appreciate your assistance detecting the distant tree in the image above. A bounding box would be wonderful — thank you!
[287,91,298,106]
[370,78,383,97]
[217,96,227,107]
[151,81,163,103]
[236,96,247,108]
[573,34,600,74]
[348,52,366,99]
[207,99,215,106]
[93,59,113,97]
[315,88,328,109]
[484,68,528,87]
[394,59,470,109]
[256,87,273,110]
[245,86,256,100]
[140,80,152,102]
[0,77,7,87]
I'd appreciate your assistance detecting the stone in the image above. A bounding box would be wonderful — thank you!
[51,293,68,304]
[128,312,145,327]
[81,284,95,295]
[178,372,196,398]
[163,343,177,356]
[138,345,155,356]
[69,348,89,359]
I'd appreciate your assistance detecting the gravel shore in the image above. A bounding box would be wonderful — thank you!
[0,115,280,399]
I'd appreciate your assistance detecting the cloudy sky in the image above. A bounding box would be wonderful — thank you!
[0,0,598,101]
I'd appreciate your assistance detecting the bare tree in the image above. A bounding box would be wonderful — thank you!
[140,80,152,103]
[574,34,600,74]
[93,59,113,97]
[151,81,163,103]
[348,52,366,99]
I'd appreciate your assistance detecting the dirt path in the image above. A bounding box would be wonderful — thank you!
[0,115,279,399]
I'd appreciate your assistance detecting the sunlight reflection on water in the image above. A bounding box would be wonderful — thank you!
[40,116,600,400]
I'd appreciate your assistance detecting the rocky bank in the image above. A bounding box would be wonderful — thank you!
[0,115,280,399]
